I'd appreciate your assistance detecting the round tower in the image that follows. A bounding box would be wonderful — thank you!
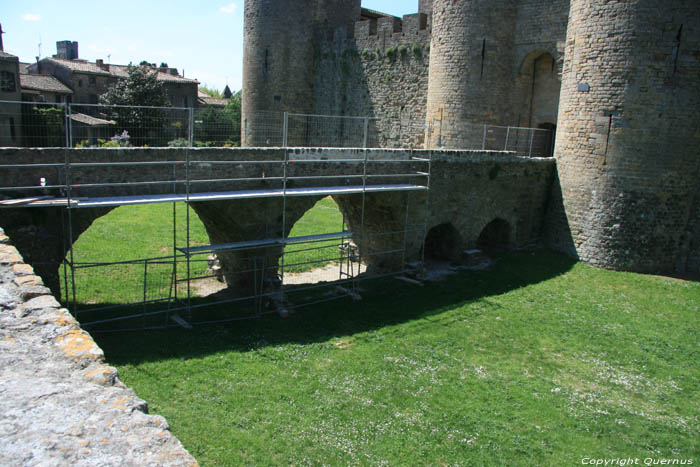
[425,0,517,149]
[549,0,700,273]
[242,0,360,146]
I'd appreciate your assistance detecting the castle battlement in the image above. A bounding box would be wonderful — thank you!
[354,13,428,45]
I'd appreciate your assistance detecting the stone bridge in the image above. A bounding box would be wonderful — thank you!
[0,147,555,297]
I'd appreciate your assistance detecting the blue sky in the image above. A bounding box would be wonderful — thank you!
[2,1,417,92]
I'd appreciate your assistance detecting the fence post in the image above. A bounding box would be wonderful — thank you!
[528,128,535,157]
[504,126,510,151]
[282,112,289,148]
[65,104,72,148]
[363,117,369,148]
[187,107,194,147]
[481,124,487,150]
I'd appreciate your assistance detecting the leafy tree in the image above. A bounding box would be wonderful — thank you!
[199,85,223,99]
[101,65,170,108]
[22,106,64,147]
[193,90,242,146]
[100,66,172,146]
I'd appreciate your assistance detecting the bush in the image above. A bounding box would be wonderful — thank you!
[168,138,189,147]
[412,42,422,57]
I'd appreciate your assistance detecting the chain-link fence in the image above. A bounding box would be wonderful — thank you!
[1,100,553,156]
[243,111,554,157]
[428,120,555,157]
[0,100,243,149]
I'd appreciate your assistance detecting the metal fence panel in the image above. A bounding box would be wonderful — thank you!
[0,100,553,156]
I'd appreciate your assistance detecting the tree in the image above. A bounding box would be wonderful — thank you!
[100,65,170,108]
[199,85,223,99]
[100,66,172,146]
[193,90,242,146]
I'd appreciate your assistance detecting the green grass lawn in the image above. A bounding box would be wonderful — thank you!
[63,197,344,304]
[94,251,700,466]
[283,196,345,273]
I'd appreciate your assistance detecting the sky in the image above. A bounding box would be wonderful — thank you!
[2,1,417,93]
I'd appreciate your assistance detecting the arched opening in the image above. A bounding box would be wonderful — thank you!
[424,223,463,261]
[61,203,210,307]
[516,51,561,131]
[476,218,511,251]
[282,196,347,284]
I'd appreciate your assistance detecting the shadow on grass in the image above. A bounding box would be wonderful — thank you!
[92,250,576,365]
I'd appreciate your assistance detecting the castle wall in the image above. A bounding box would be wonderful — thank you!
[312,13,431,147]
[418,0,433,27]
[547,0,700,274]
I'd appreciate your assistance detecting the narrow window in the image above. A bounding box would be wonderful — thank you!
[0,71,16,92]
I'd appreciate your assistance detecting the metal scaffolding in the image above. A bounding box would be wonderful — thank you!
[0,113,433,332]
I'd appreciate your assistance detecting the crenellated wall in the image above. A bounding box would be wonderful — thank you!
[313,13,431,147]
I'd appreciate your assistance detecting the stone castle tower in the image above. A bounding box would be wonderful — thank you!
[242,0,361,146]
[549,0,700,272]
[242,0,700,274]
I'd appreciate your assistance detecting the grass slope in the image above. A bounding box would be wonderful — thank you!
[94,252,700,466]
[64,198,344,303]
[283,196,345,273]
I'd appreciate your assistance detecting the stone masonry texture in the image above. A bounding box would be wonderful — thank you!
[0,227,198,466]
[547,0,700,273]
[0,147,554,298]
[241,0,700,275]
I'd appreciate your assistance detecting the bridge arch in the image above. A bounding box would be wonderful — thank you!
[476,217,512,251]
[424,222,463,261]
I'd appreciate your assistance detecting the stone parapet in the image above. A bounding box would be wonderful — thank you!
[0,227,198,466]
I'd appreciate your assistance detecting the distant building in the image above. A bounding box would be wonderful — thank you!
[0,50,21,145]
[27,41,200,108]
[20,74,73,103]
[197,89,229,108]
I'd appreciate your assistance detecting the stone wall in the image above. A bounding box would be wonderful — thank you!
[0,147,555,297]
[0,227,197,466]
[511,0,569,130]
[241,0,362,146]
